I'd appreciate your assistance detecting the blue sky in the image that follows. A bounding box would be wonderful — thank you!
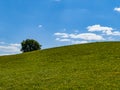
[0,0,120,55]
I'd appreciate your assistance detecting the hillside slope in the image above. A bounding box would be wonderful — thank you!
[0,42,120,90]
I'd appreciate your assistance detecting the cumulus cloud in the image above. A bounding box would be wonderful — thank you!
[114,7,120,12]
[87,24,120,36]
[0,43,21,56]
[87,24,113,35]
[54,24,120,45]
[87,24,113,32]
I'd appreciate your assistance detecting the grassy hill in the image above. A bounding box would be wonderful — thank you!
[0,42,120,90]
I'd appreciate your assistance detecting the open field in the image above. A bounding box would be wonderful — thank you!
[0,42,120,90]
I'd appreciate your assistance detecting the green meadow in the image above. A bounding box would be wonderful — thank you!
[0,42,120,90]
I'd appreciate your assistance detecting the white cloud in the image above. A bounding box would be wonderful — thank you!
[55,33,89,44]
[0,46,19,53]
[0,53,11,56]
[71,40,88,44]
[69,33,104,40]
[10,43,21,47]
[114,7,120,12]
[87,24,113,34]
[54,25,120,45]
[54,33,69,38]
[55,32,104,41]
[87,24,120,36]
[56,38,70,42]
[0,42,5,44]
[38,24,43,28]
[55,33,90,44]
[111,31,120,36]
[0,43,21,56]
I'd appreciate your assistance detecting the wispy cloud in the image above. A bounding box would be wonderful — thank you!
[54,32,104,44]
[38,24,43,28]
[56,38,71,42]
[71,40,88,44]
[0,42,5,44]
[54,33,69,38]
[114,7,120,12]
[69,33,104,40]
[55,32,104,41]
[55,36,88,44]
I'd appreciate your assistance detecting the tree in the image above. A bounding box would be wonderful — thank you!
[21,39,41,52]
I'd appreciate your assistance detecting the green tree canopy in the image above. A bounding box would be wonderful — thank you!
[21,39,41,52]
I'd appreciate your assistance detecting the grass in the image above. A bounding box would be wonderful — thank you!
[0,42,120,90]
